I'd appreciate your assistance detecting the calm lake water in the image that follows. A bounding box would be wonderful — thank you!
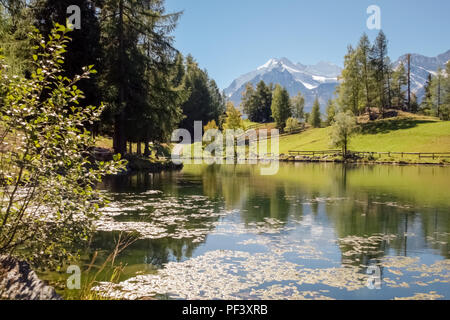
[91,163,450,300]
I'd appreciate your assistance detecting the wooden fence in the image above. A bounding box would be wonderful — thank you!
[288,150,450,159]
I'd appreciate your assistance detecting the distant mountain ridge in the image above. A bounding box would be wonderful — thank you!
[395,50,450,101]
[224,50,450,113]
[224,57,341,112]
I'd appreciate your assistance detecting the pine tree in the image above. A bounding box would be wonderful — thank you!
[421,73,434,115]
[271,85,291,132]
[255,80,273,123]
[291,91,305,120]
[442,61,450,120]
[241,82,256,119]
[32,0,102,123]
[325,99,336,126]
[357,34,375,119]
[309,97,321,128]
[336,45,362,115]
[242,80,273,123]
[430,68,445,118]
[392,62,407,109]
[370,30,389,117]
[0,1,34,76]
[99,0,182,155]
[180,55,223,135]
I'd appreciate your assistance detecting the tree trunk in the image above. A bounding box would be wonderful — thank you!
[113,0,127,155]
[137,141,142,156]
[144,135,150,157]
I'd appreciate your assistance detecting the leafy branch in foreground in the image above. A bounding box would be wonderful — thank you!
[0,23,125,269]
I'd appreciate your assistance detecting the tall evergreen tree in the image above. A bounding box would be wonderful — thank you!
[421,73,434,115]
[337,45,362,115]
[271,85,291,132]
[0,1,33,76]
[325,99,336,126]
[180,55,223,135]
[357,34,375,119]
[242,80,273,123]
[291,91,305,121]
[99,0,181,155]
[392,62,407,109]
[241,82,256,119]
[32,0,102,118]
[370,30,389,117]
[309,97,321,128]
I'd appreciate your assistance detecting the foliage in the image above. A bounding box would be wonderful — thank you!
[223,102,244,130]
[204,119,218,132]
[180,55,225,135]
[0,25,124,268]
[242,81,273,123]
[330,111,358,156]
[290,91,305,121]
[392,62,407,109]
[309,97,321,128]
[271,85,291,132]
[0,2,34,76]
[99,0,186,154]
[325,99,336,126]
[284,117,301,134]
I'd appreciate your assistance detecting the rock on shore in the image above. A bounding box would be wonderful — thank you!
[0,256,61,300]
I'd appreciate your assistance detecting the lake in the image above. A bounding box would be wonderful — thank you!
[91,163,450,300]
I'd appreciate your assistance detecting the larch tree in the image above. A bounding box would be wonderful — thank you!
[392,62,407,109]
[309,97,321,128]
[291,91,305,121]
[271,84,292,132]
[325,99,336,126]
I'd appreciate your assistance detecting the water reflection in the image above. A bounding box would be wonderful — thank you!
[93,163,450,299]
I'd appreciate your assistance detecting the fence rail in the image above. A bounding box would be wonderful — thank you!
[288,150,450,159]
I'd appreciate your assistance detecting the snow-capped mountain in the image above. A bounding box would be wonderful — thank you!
[394,50,450,101]
[225,50,450,114]
[224,57,341,112]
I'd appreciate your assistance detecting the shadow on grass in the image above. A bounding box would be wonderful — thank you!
[360,118,435,135]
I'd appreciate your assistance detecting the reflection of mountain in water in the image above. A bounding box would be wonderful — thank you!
[183,163,450,261]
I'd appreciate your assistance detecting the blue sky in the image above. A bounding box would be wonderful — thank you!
[165,0,450,89]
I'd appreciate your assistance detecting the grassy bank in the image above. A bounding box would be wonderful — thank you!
[274,118,450,154]
[99,114,450,165]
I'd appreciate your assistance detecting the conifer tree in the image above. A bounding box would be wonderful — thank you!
[291,91,305,121]
[392,62,407,109]
[309,97,321,128]
[325,99,336,126]
[271,85,291,132]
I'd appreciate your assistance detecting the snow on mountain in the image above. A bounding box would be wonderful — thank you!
[224,57,341,112]
[225,50,450,114]
[394,50,450,102]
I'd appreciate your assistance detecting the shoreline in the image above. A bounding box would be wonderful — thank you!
[278,158,450,166]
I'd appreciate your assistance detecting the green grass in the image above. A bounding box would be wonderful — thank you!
[98,116,450,163]
[274,118,450,154]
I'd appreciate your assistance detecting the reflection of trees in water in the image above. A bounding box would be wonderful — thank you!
[91,231,201,269]
[93,171,224,275]
[101,171,191,195]
[98,164,450,274]
[419,208,450,259]
[199,164,296,225]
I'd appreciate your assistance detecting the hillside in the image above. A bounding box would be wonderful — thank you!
[273,116,450,155]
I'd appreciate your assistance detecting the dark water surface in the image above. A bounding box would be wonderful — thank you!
[90,163,449,300]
